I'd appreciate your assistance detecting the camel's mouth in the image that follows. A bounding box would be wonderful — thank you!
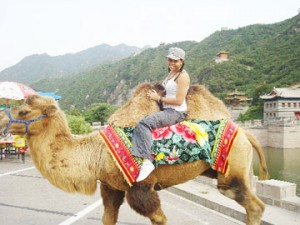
[0,108,47,134]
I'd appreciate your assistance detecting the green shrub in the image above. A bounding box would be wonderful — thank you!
[84,103,117,124]
[66,114,92,134]
[237,105,263,121]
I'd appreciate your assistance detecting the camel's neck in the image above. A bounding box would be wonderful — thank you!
[27,129,105,195]
[26,113,75,180]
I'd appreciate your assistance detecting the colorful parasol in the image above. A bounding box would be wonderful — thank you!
[0,81,36,100]
[0,81,37,108]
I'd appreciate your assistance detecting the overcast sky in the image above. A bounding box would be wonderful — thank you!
[0,0,299,71]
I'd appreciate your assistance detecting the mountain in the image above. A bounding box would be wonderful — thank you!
[31,14,300,110]
[0,43,143,85]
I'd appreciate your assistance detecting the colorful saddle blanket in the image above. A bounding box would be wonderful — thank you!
[100,119,238,186]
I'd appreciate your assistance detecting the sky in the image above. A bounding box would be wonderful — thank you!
[0,0,299,72]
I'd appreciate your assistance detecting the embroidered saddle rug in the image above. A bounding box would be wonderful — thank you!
[100,119,239,186]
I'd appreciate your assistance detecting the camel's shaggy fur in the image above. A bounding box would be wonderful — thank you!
[0,82,268,225]
[186,84,231,120]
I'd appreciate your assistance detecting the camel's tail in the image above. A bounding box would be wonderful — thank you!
[245,130,270,180]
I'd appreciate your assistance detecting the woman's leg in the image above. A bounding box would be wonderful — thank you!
[132,109,185,159]
[132,109,186,181]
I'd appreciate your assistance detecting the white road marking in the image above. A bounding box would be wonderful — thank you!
[58,200,102,225]
[0,166,35,177]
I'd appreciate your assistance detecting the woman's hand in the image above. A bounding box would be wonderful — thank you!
[147,89,160,102]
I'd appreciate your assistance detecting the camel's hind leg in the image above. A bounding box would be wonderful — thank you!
[100,183,125,225]
[218,174,264,225]
[126,183,167,225]
[217,134,265,225]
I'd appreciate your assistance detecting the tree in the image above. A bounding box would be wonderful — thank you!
[84,103,117,124]
[67,108,82,116]
[66,115,92,134]
[251,83,271,106]
[236,105,263,121]
[237,83,271,121]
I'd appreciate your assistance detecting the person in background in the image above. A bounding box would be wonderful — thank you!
[132,47,190,182]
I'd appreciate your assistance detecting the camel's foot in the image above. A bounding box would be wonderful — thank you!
[126,183,167,225]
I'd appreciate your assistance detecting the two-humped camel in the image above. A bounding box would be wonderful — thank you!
[0,82,268,225]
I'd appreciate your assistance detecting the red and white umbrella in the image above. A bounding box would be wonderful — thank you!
[0,81,36,100]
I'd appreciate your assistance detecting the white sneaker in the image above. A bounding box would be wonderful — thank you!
[136,160,155,182]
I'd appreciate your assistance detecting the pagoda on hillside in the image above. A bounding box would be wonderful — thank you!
[225,89,252,106]
[215,50,229,63]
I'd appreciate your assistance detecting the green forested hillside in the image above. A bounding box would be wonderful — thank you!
[33,14,300,110]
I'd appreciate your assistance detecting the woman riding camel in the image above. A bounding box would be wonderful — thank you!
[132,47,190,182]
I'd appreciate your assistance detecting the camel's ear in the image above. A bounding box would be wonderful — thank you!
[43,105,58,116]
[26,95,39,105]
[153,83,165,96]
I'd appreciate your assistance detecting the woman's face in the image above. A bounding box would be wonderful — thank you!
[167,58,183,72]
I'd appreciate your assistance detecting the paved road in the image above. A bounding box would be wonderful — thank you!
[0,158,243,225]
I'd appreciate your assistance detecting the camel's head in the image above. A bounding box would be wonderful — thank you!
[0,95,59,135]
[132,82,166,109]
[107,82,164,127]
[132,82,165,97]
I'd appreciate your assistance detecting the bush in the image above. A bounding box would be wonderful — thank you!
[66,114,92,134]
[237,105,263,121]
[84,103,117,124]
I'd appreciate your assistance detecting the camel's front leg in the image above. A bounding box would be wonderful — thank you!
[100,183,125,225]
[126,183,167,225]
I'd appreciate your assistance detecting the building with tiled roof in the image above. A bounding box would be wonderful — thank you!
[260,87,300,120]
[215,51,229,63]
[225,89,252,106]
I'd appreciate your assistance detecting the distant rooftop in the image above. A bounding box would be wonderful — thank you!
[260,87,300,100]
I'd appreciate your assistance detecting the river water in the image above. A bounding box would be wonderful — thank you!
[253,147,300,197]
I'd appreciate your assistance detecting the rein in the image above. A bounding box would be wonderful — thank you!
[2,108,47,134]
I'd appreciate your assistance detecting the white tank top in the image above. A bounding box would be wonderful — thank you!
[162,70,188,112]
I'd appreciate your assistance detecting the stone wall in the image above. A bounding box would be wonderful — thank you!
[197,176,300,213]
[236,120,300,148]
[91,122,106,131]
[267,125,300,148]
[256,179,300,213]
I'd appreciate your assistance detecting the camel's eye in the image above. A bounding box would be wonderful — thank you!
[19,111,28,117]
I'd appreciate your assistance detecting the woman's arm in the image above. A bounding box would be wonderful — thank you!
[147,72,190,105]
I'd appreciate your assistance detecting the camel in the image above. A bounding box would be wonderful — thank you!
[0,82,269,225]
